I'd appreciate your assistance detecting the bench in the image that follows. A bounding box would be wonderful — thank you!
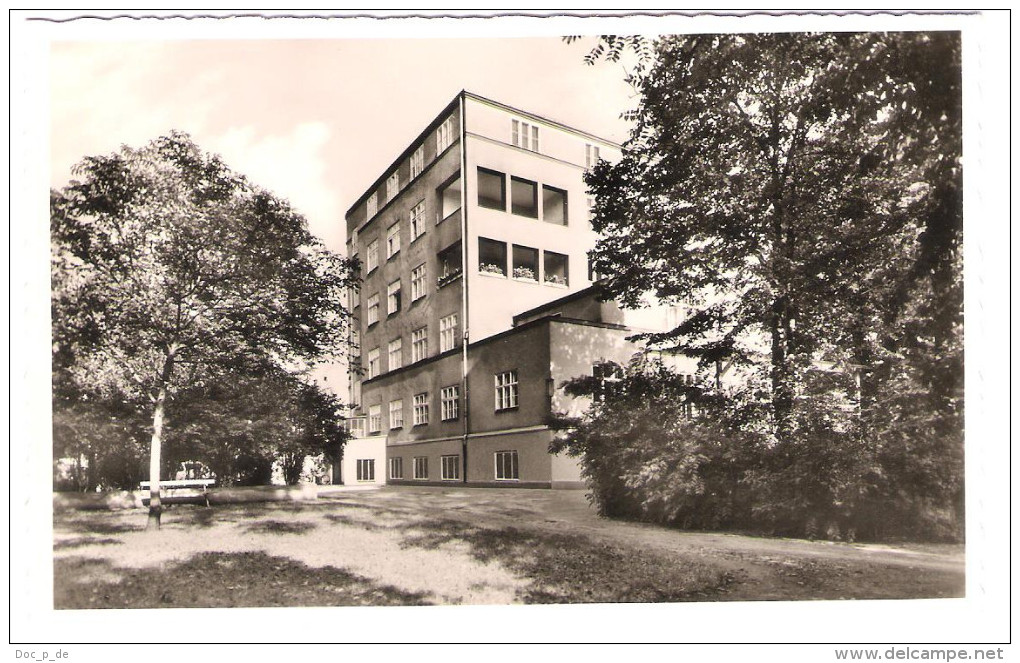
[139,479,216,507]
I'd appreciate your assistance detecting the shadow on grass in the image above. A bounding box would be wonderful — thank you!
[243,520,317,535]
[323,514,386,531]
[58,518,140,536]
[54,551,432,609]
[54,537,123,551]
[400,519,734,604]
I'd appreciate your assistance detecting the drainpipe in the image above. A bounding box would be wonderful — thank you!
[459,91,470,484]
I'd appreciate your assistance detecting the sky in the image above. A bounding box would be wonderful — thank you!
[50,36,639,253]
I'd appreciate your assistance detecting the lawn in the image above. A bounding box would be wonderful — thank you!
[53,486,964,608]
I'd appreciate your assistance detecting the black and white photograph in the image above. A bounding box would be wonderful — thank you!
[9,9,1011,656]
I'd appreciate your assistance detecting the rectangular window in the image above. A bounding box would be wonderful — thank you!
[512,245,539,281]
[512,119,538,152]
[439,313,458,352]
[441,455,460,481]
[388,338,402,371]
[356,459,375,482]
[410,200,426,241]
[386,222,400,259]
[389,457,403,480]
[441,385,460,421]
[511,177,538,218]
[410,146,424,180]
[366,294,380,326]
[411,327,428,363]
[367,404,382,434]
[366,240,379,273]
[437,116,455,154]
[495,370,519,411]
[389,399,404,429]
[386,172,399,201]
[439,176,461,221]
[543,251,569,287]
[478,237,507,277]
[367,348,380,379]
[413,393,429,426]
[585,143,601,168]
[413,456,429,480]
[494,450,519,481]
[477,167,506,211]
[386,280,401,315]
[366,192,377,219]
[437,241,463,286]
[411,263,427,301]
[542,185,568,226]
[586,196,596,228]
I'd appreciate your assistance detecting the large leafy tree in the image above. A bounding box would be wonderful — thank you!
[51,132,357,528]
[578,32,963,538]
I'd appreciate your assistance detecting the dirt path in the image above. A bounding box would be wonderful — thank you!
[323,486,965,601]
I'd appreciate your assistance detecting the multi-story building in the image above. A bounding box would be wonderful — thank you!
[340,91,691,488]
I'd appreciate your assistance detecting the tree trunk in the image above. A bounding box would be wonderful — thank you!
[146,350,176,530]
[146,384,167,529]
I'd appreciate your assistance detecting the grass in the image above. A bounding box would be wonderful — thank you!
[52,488,964,608]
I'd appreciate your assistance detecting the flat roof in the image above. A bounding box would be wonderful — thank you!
[344,90,623,224]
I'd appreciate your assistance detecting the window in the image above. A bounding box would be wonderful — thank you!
[593,362,624,401]
[411,327,428,362]
[413,456,429,480]
[512,245,539,281]
[437,241,462,286]
[410,200,426,241]
[366,192,377,219]
[585,143,601,168]
[511,177,538,218]
[367,404,382,434]
[411,263,427,301]
[386,172,399,201]
[495,450,519,481]
[439,176,461,221]
[478,237,507,277]
[366,294,380,326]
[586,196,596,227]
[388,338,402,371]
[543,251,569,286]
[410,146,424,179]
[366,240,379,273]
[681,373,697,419]
[439,313,458,352]
[495,370,519,411]
[413,393,429,426]
[542,185,568,226]
[386,222,400,259]
[511,119,539,152]
[386,280,401,316]
[441,455,460,481]
[441,385,460,421]
[356,459,375,482]
[477,167,506,211]
[389,399,404,429]
[437,116,456,153]
[367,348,380,379]
[389,457,403,480]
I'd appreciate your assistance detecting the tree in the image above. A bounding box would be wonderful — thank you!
[51,132,357,528]
[577,32,963,538]
[164,364,346,486]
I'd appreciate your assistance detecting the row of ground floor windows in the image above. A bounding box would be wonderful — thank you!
[357,450,521,482]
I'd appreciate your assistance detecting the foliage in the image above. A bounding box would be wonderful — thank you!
[164,365,346,486]
[51,132,357,522]
[567,33,963,540]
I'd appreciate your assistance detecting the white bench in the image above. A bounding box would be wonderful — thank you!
[139,479,216,507]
